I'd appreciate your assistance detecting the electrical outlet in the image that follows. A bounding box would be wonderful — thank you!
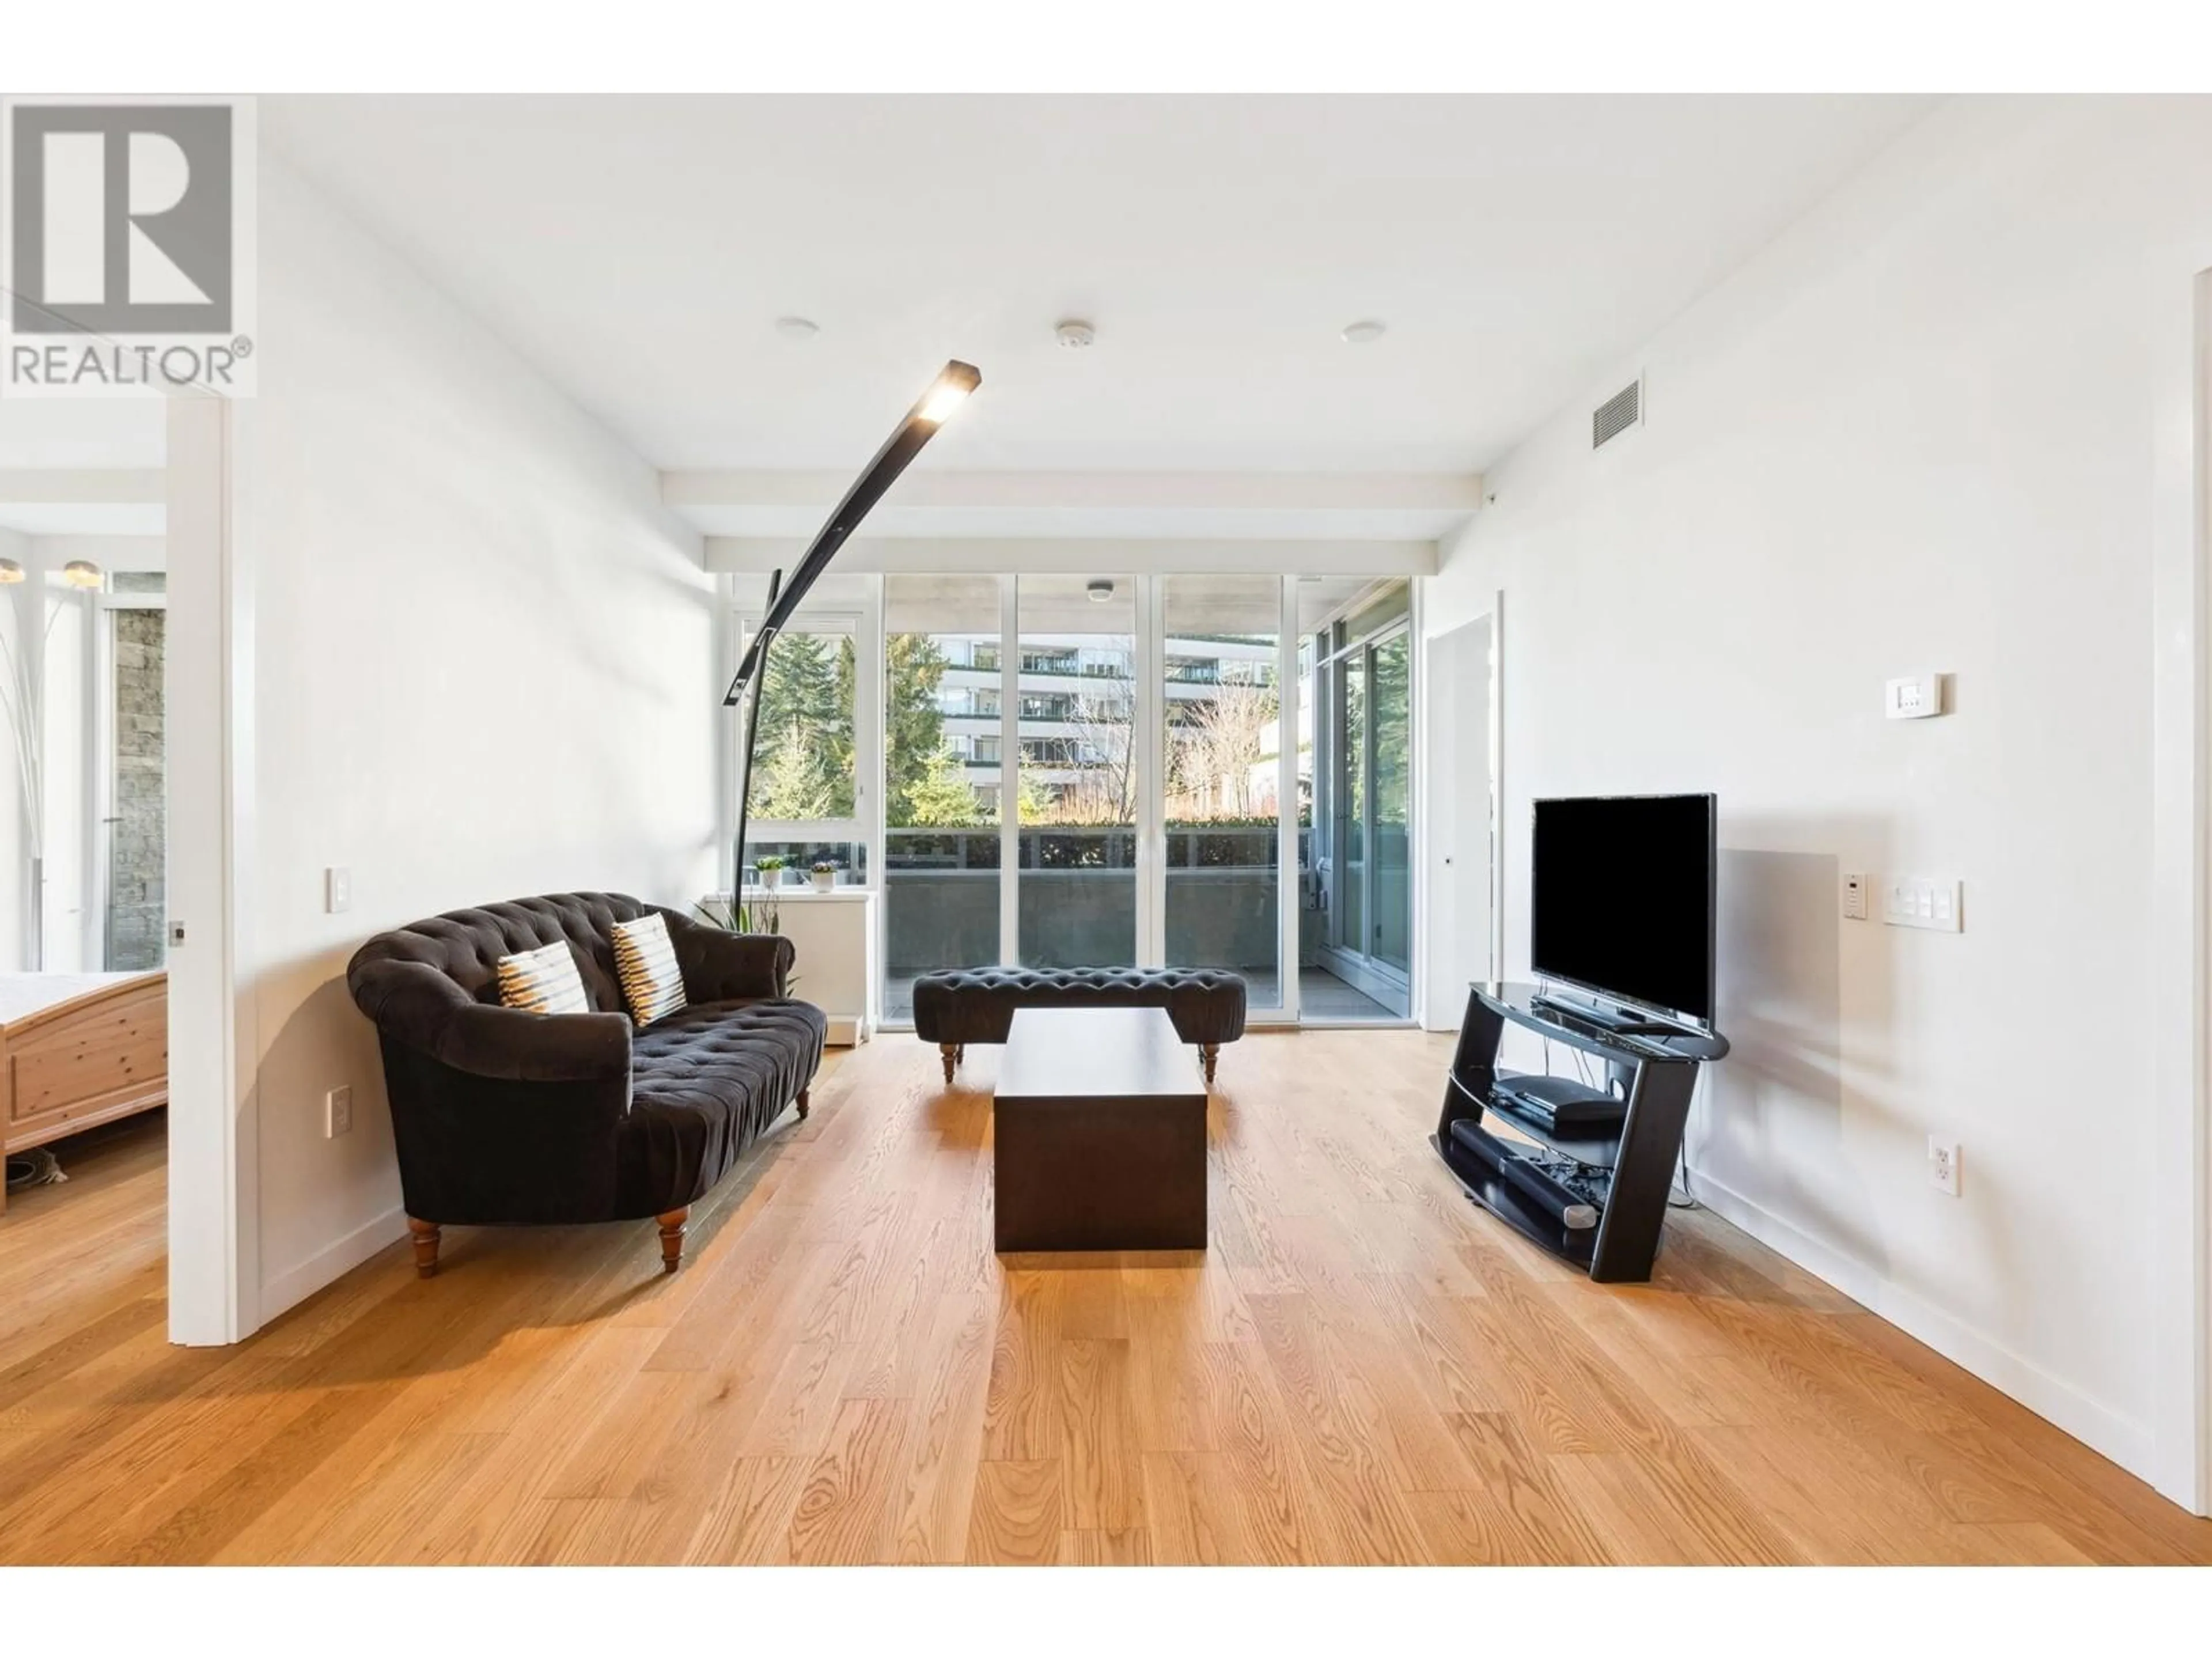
[326,1085,354,1139]
[1928,1136,1960,1197]
[325,866,353,914]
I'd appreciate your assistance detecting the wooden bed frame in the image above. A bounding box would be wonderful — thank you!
[0,972,167,1214]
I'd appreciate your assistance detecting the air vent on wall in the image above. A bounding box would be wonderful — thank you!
[1592,378,1643,450]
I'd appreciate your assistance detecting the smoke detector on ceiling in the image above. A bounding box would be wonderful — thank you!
[1341,319,1387,344]
[1055,320,1096,349]
[1086,578,1116,603]
[773,316,820,340]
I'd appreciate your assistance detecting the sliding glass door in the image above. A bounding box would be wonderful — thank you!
[1302,583,1413,1018]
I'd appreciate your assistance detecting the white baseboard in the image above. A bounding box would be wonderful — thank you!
[1685,1166,2155,1483]
[259,1203,408,1325]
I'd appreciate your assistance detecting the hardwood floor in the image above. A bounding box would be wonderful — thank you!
[2,1032,2208,1565]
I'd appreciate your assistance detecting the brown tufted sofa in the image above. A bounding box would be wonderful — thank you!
[912,966,1247,1085]
[346,892,824,1278]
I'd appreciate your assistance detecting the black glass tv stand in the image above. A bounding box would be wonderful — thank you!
[1527,989,1683,1038]
[1434,982,1728,1282]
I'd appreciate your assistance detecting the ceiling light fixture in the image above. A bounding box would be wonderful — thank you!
[1341,320,1387,344]
[0,559,22,585]
[1086,578,1115,603]
[917,376,974,424]
[773,316,820,340]
[1055,320,1096,350]
[61,559,104,590]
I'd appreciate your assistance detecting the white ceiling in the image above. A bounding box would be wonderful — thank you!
[0,400,164,471]
[265,96,1934,476]
[0,403,165,534]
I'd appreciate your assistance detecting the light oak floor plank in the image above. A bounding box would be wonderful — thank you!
[2,1039,2207,1565]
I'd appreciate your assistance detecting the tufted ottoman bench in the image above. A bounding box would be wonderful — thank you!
[911,967,1247,1086]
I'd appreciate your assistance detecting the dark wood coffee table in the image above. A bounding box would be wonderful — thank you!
[992,1006,1209,1252]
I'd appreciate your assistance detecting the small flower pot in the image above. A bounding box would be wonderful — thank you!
[810,871,836,891]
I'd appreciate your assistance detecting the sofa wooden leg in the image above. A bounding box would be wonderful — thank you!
[796,1088,810,1120]
[657,1208,690,1274]
[1200,1044,1220,1086]
[407,1217,441,1279]
[941,1044,959,1085]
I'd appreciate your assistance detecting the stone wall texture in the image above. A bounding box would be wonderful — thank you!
[109,607,165,971]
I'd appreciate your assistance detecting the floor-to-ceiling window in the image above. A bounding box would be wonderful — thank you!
[1016,575,1137,968]
[851,569,1415,1027]
[734,575,868,884]
[1162,575,1284,1011]
[882,574,1002,1020]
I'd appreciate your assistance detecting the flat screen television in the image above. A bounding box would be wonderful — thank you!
[1531,793,1716,1028]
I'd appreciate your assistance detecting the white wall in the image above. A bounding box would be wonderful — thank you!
[238,161,717,1319]
[1428,96,2212,1497]
[0,529,27,970]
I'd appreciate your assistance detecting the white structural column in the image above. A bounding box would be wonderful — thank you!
[1275,576,1301,1025]
[997,574,1020,967]
[1135,574,1163,966]
[3,533,46,969]
[166,393,258,1346]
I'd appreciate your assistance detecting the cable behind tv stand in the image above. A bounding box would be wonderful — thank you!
[1434,982,1728,1283]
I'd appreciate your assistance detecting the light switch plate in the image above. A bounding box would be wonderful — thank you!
[1885,673,1944,719]
[1883,876,1963,932]
[325,1085,354,1139]
[325,866,352,914]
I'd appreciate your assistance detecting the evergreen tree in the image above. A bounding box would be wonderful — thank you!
[747,631,855,818]
[884,634,950,827]
[902,743,982,827]
[752,717,838,820]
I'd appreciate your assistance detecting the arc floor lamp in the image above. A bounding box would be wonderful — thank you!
[724,359,981,887]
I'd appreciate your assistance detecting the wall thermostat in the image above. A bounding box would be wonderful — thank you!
[1842,872,1868,921]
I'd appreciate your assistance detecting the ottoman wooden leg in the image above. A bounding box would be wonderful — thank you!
[941,1044,959,1085]
[796,1088,810,1120]
[407,1217,441,1279]
[1200,1044,1220,1086]
[657,1208,690,1274]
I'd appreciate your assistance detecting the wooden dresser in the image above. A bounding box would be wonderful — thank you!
[1,972,167,1213]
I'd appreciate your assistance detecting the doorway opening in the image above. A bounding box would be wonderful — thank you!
[0,403,171,1293]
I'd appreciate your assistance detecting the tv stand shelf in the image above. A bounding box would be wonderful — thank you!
[1450,1074,1625,1169]
[1434,982,1728,1283]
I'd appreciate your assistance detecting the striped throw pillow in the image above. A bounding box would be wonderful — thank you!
[612,912,688,1027]
[496,941,589,1016]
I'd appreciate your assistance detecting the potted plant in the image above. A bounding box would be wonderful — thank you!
[692,892,793,993]
[810,860,837,892]
[752,855,786,890]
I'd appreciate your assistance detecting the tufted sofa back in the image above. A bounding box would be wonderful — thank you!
[350,892,660,1016]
